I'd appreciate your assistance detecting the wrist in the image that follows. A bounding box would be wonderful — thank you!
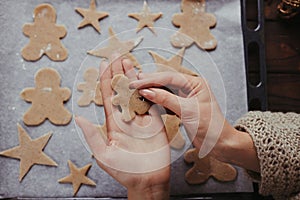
[212,125,260,172]
[127,183,169,200]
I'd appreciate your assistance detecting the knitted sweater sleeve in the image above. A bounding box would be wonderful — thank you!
[234,111,300,200]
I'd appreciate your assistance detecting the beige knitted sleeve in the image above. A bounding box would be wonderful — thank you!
[234,111,300,200]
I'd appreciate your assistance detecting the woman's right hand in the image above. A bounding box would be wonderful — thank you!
[130,72,260,172]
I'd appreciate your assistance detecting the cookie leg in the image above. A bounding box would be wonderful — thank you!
[23,108,46,126]
[170,32,194,48]
[170,131,186,149]
[48,107,72,125]
[185,167,210,184]
[21,44,43,61]
[196,36,217,50]
[77,95,92,106]
[46,43,68,61]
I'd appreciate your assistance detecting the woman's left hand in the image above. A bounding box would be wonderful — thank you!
[75,55,170,199]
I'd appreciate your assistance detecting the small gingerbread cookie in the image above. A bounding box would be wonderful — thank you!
[171,0,217,50]
[77,67,103,106]
[184,148,237,184]
[161,114,186,149]
[20,67,72,126]
[21,3,68,61]
[111,74,151,122]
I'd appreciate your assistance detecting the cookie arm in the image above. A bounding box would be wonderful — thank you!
[77,83,86,91]
[172,14,184,27]
[56,25,67,38]
[60,88,71,101]
[22,24,34,37]
[205,13,217,27]
[20,88,35,102]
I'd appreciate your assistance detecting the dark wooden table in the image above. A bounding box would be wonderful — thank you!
[247,0,300,113]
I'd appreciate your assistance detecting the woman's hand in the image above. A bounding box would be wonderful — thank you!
[130,72,260,172]
[75,55,170,199]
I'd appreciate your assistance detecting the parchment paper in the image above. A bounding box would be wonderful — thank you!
[0,0,252,198]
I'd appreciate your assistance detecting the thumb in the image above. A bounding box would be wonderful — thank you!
[139,88,183,117]
[75,116,106,156]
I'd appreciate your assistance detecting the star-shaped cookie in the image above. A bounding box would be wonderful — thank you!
[149,48,198,76]
[128,1,162,34]
[0,124,57,181]
[75,0,109,33]
[58,160,96,196]
[88,27,143,69]
[161,114,186,149]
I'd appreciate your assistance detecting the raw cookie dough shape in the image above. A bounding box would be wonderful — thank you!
[111,74,151,122]
[20,67,72,126]
[0,124,57,181]
[88,27,143,70]
[170,0,217,50]
[149,48,198,76]
[58,160,96,196]
[161,114,186,149]
[128,1,162,34]
[77,67,103,106]
[184,148,237,184]
[75,0,109,33]
[21,3,68,61]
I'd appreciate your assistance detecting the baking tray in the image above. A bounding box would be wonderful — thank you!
[0,0,256,198]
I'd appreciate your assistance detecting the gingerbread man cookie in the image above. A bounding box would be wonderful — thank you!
[184,148,237,184]
[77,67,103,106]
[20,67,72,126]
[161,114,186,149]
[171,0,217,50]
[111,74,151,122]
[21,3,68,61]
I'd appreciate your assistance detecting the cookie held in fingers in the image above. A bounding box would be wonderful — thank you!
[111,74,151,122]
[184,148,237,184]
[20,67,72,126]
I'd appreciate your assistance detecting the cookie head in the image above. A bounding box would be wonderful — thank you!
[35,68,61,88]
[33,4,56,23]
[181,0,205,14]
[84,68,99,81]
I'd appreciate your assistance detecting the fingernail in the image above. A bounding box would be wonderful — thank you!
[139,89,155,99]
